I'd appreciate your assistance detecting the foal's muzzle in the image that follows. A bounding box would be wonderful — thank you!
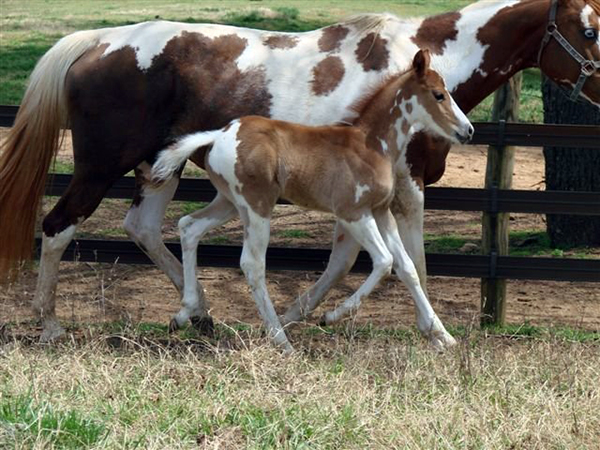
[455,125,474,144]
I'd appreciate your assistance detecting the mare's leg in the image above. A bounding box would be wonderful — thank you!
[123,163,212,332]
[172,193,238,331]
[376,209,456,350]
[390,176,428,296]
[281,221,361,325]
[239,209,293,352]
[34,174,114,342]
[321,215,393,325]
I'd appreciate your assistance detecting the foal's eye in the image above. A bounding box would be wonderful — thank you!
[583,28,598,40]
[432,90,445,102]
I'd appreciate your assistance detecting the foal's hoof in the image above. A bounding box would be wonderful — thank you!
[317,314,330,327]
[428,330,458,352]
[191,315,215,338]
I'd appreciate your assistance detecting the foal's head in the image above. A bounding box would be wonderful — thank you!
[400,49,474,144]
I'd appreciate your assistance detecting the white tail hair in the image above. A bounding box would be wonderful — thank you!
[151,129,222,183]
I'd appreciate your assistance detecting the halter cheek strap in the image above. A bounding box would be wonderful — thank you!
[538,0,600,101]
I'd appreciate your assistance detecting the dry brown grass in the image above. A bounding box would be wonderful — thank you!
[1,329,599,449]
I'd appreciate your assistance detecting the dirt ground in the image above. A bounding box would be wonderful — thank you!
[1,129,599,335]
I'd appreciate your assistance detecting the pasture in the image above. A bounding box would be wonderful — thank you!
[1,1,599,448]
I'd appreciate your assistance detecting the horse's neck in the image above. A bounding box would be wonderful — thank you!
[450,0,548,112]
[386,0,549,113]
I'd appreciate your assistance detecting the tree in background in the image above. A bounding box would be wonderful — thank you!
[542,77,600,247]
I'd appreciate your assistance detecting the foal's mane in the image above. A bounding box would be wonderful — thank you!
[345,67,413,124]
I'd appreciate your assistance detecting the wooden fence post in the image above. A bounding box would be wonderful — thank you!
[481,73,522,326]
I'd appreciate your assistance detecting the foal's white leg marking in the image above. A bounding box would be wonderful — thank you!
[390,179,428,296]
[123,163,211,324]
[322,215,393,325]
[240,208,293,352]
[33,223,79,342]
[175,194,238,329]
[281,221,361,325]
[376,209,456,350]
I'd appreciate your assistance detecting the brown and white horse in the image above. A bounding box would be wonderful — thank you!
[0,0,599,342]
[151,50,473,351]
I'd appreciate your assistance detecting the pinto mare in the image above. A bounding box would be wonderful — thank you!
[150,50,473,351]
[0,0,599,343]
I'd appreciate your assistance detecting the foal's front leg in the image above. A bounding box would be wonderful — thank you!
[389,174,428,296]
[376,209,456,350]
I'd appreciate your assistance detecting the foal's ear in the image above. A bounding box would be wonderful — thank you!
[413,49,431,79]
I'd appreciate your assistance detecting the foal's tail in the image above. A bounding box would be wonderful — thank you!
[151,129,223,185]
[0,30,101,281]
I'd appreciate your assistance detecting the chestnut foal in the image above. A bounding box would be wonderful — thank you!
[152,50,473,351]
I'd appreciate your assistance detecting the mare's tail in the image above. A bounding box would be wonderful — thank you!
[0,30,102,281]
[151,130,222,184]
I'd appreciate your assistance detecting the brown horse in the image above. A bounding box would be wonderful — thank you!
[151,50,473,351]
[0,0,599,341]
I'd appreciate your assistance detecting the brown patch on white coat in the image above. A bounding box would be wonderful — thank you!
[264,34,299,49]
[319,25,351,52]
[311,56,346,96]
[411,12,461,55]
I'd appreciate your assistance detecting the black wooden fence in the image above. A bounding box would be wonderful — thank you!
[1,105,599,283]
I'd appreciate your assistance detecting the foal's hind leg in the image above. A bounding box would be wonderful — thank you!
[376,209,456,350]
[240,209,293,352]
[173,193,237,332]
[320,215,393,325]
[281,221,361,325]
[124,163,213,333]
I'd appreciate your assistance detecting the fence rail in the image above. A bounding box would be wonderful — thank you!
[2,105,599,283]
[44,174,600,216]
[40,237,599,283]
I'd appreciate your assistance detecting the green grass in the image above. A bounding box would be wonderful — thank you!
[165,201,208,220]
[422,230,598,258]
[424,234,469,253]
[277,229,311,239]
[181,201,208,216]
[509,230,598,258]
[206,235,231,245]
[2,322,599,448]
[0,394,106,448]
[468,68,542,123]
[223,7,327,32]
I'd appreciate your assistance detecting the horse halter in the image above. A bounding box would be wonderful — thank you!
[537,0,600,101]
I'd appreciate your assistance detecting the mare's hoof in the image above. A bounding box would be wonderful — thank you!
[40,326,66,343]
[168,318,180,334]
[191,316,215,337]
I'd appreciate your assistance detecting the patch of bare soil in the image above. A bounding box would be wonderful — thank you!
[1,128,599,335]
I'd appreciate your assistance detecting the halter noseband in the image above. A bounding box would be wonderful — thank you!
[537,0,600,101]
